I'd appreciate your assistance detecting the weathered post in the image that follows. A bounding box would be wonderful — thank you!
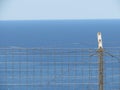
[97,32,104,90]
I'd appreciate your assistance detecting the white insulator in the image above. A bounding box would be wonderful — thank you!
[97,32,103,49]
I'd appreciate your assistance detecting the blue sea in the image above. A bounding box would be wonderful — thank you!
[0,20,120,90]
[0,19,120,48]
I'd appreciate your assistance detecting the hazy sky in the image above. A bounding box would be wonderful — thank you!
[0,0,120,20]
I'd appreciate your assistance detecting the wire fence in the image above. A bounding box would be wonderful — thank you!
[0,48,120,90]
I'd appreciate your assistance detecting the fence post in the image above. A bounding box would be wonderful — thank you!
[97,32,104,90]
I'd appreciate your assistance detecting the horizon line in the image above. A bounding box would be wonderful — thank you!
[0,18,120,21]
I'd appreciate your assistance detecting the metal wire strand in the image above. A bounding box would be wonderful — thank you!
[0,48,119,90]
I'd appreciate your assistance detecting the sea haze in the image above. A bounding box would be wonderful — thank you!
[0,19,120,48]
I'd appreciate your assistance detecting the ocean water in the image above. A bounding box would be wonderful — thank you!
[0,20,120,90]
[0,20,120,48]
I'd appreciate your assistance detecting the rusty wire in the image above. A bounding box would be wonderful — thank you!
[0,48,120,90]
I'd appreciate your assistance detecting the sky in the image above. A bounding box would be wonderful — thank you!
[0,0,120,20]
